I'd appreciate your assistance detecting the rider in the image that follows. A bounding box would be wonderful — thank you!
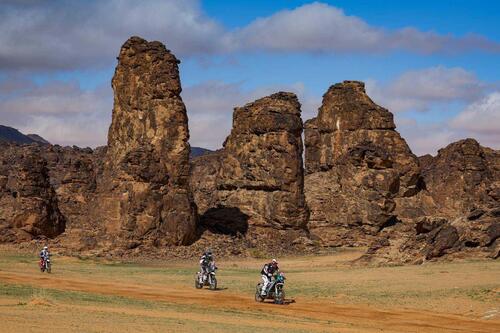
[260,259,279,296]
[199,249,215,277]
[39,246,50,265]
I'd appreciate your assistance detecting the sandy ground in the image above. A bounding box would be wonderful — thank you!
[0,247,499,332]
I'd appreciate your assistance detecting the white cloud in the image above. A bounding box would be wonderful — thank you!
[229,3,500,55]
[0,77,112,147]
[183,81,320,150]
[366,66,486,113]
[394,115,458,156]
[393,92,500,156]
[0,0,225,71]
[450,92,500,148]
[0,77,319,149]
[229,3,382,53]
[1,1,499,72]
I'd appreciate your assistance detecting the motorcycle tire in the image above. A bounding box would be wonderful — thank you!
[209,276,217,290]
[195,274,203,289]
[255,283,264,302]
[46,263,51,274]
[274,290,285,305]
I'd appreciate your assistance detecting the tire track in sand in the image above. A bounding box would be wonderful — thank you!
[0,270,499,333]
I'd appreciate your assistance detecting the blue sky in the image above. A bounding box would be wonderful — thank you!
[0,0,499,154]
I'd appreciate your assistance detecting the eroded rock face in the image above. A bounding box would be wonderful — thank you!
[191,92,308,235]
[304,81,422,246]
[422,139,499,216]
[43,145,104,251]
[190,151,223,217]
[365,139,500,263]
[0,143,65,242]
[94,36,196,246]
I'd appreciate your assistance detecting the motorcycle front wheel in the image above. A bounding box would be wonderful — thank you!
[46,262,51,274]
[274,290,285,304]
[209,276,217,290]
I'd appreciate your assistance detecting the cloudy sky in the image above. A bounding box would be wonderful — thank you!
[0,0,499,155]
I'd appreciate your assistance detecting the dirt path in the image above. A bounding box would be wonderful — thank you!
[1,270,499,333]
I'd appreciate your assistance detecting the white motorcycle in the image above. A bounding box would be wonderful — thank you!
[195,262,217,290]
[39,257,51,273]
[255,272,286,304]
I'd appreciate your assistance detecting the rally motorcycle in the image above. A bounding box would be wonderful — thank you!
[255,272,286,304]
[195,262,217,290]
[39,257,51,273]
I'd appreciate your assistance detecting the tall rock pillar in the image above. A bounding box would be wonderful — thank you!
[96,37,196,246]
[215,92,308,231]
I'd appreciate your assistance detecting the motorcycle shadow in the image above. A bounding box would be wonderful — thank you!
[261,298,295,305]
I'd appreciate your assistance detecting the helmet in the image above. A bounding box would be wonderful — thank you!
[271,259,278,266]
[43,246,48,250]
[206,249,212,255]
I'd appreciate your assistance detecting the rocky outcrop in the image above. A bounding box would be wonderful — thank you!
[190,151,223,217]
[93,37,196,247]
[0,143,65,242]
[43,145,104,251]
[304,81,423,246]
[365,139,500,263]
[421,139,499,216]
[191,92,308,236]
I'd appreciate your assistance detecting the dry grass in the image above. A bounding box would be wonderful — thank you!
[0,246,499,332]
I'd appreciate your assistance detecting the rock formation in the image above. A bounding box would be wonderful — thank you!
[304,81,423,246]
[191,92,308,236]
[0,143,65,242]
[43,145,103,251]
[366,139,500,263]
[0,37,497,263]
[93,36,197,247]
[420,139,499,216]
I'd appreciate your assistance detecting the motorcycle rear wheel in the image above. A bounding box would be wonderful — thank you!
[255,283,264,302]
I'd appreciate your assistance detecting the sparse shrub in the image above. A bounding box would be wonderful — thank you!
[248,248,266,259]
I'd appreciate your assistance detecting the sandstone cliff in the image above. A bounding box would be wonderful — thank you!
[93,36,197,247]
[191,93,309,239]
[0,143,65,242]
[304,81,422,246]
[365,139,500,263]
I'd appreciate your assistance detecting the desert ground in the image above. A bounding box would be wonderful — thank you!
[0,247,498,333]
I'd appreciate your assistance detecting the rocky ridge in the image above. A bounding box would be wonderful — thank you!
[0,37,497,263]
[364,139,500,263]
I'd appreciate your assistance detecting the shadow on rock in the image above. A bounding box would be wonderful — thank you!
[200,206,249,236]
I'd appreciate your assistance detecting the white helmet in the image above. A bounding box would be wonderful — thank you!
[272,258,278,265]
[43,246,48,250]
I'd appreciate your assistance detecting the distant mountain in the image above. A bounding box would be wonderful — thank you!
[26,134,50,145]
[191,146,213,158]
[0,125,49,145]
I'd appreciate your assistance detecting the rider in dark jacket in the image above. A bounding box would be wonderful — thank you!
[199,250,214,275]
[40,246,50,261]
[260,259,279,296]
